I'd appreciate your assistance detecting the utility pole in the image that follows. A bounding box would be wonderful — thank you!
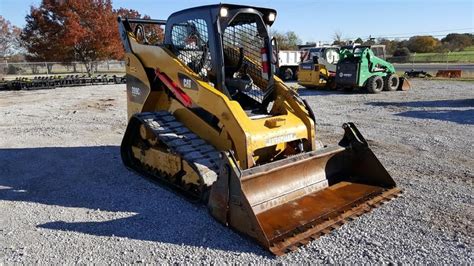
[446,51,451,69]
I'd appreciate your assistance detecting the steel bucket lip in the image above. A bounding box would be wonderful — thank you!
[267,186,402,256]
[241,145,347,181]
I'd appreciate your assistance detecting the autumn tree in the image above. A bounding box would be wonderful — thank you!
[407,35,440,53]
[0,16,22,59]
[441,33,473,51]
[22,0,123,75]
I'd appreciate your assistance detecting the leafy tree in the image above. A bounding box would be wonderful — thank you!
[0,16,23,59]
[271,30,301,50]
[407,35,440,53]
[441,33,473,51]
[393,47,410,57]
[115,7,141,19]
[22,0,122,75]
[354,37,363,44]
[377,38,399,55]
[389,47,411,63]
[396,39,409,49]
[363,39,376,46]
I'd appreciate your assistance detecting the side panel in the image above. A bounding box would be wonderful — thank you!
[125,53,151,119]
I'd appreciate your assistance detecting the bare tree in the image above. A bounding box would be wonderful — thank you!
[332,30,344,45]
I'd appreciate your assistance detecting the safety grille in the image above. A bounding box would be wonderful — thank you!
[171,19,211,79]
[223,14,270,103]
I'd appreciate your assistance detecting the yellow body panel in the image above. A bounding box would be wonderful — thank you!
[297,64,332,88]
[126,40,315,169]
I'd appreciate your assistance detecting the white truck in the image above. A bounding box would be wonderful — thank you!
[276,50,301,81]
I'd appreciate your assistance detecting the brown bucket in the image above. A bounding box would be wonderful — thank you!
[436,70,462,78]
[398,77,411,91]
[208,123,400,255]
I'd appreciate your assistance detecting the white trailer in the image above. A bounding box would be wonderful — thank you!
[277,50,301,80]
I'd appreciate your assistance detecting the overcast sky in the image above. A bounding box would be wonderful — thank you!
[1,0,473,43]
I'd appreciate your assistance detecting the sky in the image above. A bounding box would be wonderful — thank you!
[1,0,473,43]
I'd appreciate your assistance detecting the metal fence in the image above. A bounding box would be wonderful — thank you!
[0,61,126,76]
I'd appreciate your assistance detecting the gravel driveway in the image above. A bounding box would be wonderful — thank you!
[0,80,472,263]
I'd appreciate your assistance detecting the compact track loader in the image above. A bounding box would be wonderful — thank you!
[298,47,340,89]
[118,4,400,255]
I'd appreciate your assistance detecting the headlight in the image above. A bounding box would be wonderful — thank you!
[220,7,229,17]
[268,12,276,22]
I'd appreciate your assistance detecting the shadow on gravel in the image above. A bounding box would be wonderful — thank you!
[0,146,268,256]
[367,99,474,125]
[396,110,474,125]
[297,88,364,97]
[368,99,474,108]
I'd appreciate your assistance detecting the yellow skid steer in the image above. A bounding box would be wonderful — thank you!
[118,4,400,255]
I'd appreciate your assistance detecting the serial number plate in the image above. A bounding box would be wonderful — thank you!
[265,133,297,146]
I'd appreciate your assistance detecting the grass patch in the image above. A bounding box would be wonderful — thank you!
[411,50,474,63]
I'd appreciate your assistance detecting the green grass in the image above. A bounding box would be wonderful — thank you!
[462,45,474,51]
[411,47,474,63]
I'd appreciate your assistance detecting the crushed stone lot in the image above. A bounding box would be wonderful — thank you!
[0,80,473,264]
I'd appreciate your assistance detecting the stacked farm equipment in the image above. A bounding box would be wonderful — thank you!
[117,3,401,256]
[0,74,126,91]
[404,69,432,78]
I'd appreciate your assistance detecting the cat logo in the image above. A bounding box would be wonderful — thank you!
[178,73,198,90]
[182,78,192,89]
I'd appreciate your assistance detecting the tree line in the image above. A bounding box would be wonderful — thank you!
[346,34,474,58]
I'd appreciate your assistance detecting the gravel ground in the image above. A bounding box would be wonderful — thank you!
[0,80,473,264]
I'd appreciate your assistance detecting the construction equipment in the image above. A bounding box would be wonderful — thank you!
[336,45,410,93]
[118,4,400,255]
[297,46,340,89]
[405,69,432,78]
[436,69,462,78]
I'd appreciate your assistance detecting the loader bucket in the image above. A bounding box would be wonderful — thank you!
[208,123,400,255]
[398,77,411,91]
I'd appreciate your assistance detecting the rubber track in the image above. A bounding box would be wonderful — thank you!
[131,111,221,196]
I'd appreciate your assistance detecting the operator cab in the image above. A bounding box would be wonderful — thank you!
[120,4,278,117]
[164,4,278,115]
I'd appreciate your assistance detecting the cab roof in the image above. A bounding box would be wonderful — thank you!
[168,3,277,26]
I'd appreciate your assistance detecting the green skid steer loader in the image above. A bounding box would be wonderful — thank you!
[335,45,411,93]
